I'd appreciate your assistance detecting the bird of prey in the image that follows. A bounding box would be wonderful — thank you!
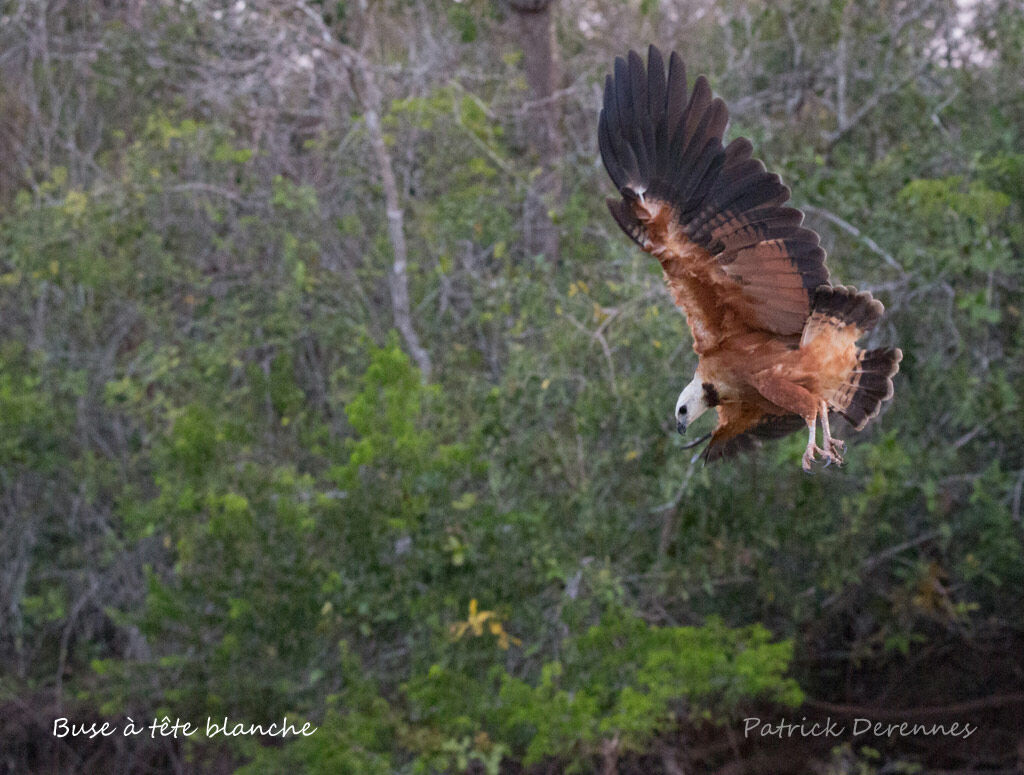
[598,46,902,471]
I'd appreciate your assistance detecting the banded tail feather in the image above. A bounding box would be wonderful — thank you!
[805,284,901,430]
[835,347,903,431]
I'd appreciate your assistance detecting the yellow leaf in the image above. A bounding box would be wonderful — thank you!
[450,598,522,649]
[624,449,639,461]
[541,378,550,390]
[471,611,491,635]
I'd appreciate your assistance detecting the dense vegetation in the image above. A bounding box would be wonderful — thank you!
[2,0,1024,772]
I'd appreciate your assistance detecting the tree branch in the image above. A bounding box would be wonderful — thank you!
[805,692,1024,720]
[299,3,434,380]
[359,81,433,381]
[800,203,907,278]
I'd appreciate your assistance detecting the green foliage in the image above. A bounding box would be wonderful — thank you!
[0,357,67,468]
[497,613,801,764]
[898,176,1010,227]
[236,644,396,775]
[447,4,478,43]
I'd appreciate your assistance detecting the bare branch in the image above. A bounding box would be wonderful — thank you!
[283,2,434,380]
[562,310,618,397]
[800,203,907,278]
[825,63,927,146]
[357,68,433,381]
[825,0,943,147]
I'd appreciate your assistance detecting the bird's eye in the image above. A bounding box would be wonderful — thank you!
[678,406,687,416]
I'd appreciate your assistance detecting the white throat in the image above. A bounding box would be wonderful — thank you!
[675,374,711,428]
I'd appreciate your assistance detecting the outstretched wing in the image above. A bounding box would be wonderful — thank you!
[599,46,829,351]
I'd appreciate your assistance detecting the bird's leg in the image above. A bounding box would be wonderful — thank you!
[819,401,845,464]
[748,370,832,473]
[801,409,828,473]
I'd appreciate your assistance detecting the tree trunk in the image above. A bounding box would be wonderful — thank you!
[353,56,434,382]
[509,0,562,263]
[599,734,620,775]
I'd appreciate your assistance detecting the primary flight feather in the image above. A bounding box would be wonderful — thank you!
[599,46,902,471]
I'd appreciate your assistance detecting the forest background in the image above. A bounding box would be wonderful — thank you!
[2,0,1024,772]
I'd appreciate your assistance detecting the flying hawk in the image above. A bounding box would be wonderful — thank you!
[599,46,902,471]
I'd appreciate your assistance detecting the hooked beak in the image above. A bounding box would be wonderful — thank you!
[676,417,688,435]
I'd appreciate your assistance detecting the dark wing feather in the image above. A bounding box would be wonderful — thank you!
[705,412,830,463]
[599,46,830,338]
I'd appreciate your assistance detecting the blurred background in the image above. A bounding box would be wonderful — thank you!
[2,0,1024,772]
